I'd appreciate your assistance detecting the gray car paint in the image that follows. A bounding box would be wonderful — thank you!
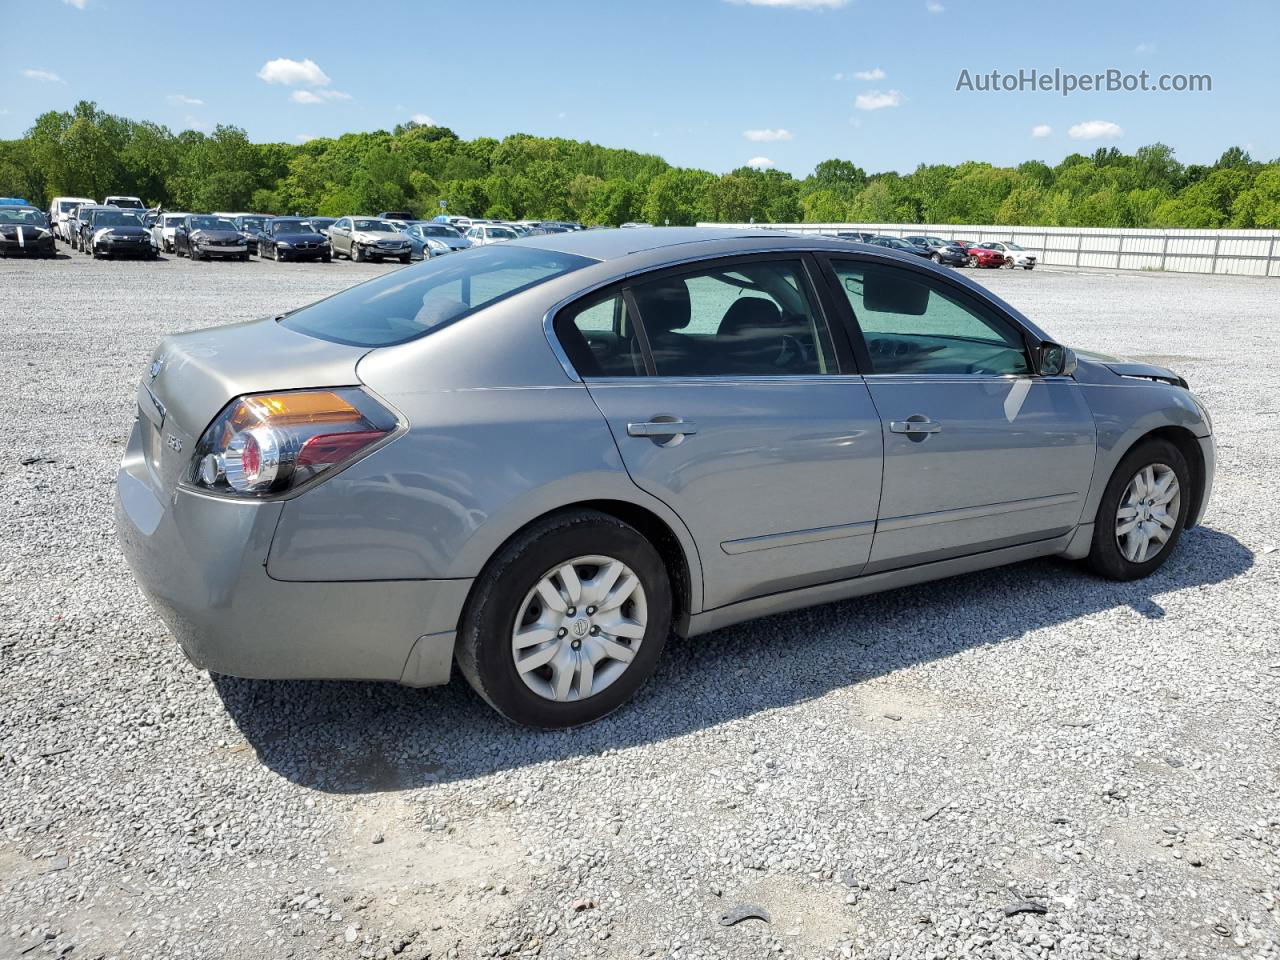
[115,228,1214,687]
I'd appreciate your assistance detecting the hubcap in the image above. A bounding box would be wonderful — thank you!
[511,555,647,702]
[1115,463,1180,563]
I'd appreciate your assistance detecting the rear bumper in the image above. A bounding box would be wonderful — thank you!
[114,419,470,686]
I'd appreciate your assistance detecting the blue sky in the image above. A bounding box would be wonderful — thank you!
[5,0,1275,175]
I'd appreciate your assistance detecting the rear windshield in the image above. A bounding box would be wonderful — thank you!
[280,245,594,347]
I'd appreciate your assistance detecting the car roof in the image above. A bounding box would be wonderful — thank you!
[514,226,837,261]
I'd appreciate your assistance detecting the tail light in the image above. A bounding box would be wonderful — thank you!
[189,388,398,497]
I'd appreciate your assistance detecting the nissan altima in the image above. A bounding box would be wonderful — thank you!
[116,229,1214,727]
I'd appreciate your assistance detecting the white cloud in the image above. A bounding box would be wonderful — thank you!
[854,89,902,111]
[1068,119,1124,140]
[925,0,944,11]
[1135,42,1156,54]
[183,115,210,132]
[295,133,316,143]
[854,67,885,81]
[832,72,843,81]
[746,156,774,169]
[167,94,204,106]
[411,113,435,126]
[22,68,63,83]
[62,0,87,8]
[257,58,331,87]
[290,89,351,104]
[726,0,848,8]
[557,111,567,119]
[1031,124,1052,138]
[743,128,793,142]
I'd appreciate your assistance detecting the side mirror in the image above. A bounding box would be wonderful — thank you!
[1036,342,1077,377]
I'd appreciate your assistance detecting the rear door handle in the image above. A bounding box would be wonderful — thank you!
[627,419,698,438]
[889,417,941,435]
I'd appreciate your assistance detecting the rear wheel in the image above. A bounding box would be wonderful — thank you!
[1085,439,1190,580]
[456,510,672,728]
[352,245,365,263]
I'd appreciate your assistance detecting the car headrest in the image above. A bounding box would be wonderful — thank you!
[717,297,782,336]
[632,278,691,332]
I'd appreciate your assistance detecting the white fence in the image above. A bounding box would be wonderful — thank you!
[697,222,1280,277]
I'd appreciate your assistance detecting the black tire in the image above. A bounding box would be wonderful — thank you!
[239,253,249,262]
[932,253,943,264]
[968,254,979,268]
[321,255,331,263]
[399,255,410,264]
[1085,438,1191,581]
[455,509,672,728]
[352,245,364,263]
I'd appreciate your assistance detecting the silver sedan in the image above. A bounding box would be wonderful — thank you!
[116,229,1215,727]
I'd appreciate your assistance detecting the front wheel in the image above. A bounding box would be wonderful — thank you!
[352,245,364,263]
[932,253,943,264]
[399,255,410,264]
[456,510,672,728]
[968,255,979,268]
[1085,439,1190,580]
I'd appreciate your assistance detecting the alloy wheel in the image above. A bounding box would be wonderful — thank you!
[511,555,647,702]
[1115,463,1180,563]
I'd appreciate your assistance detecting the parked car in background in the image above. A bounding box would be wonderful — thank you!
[83,207,155,259]
[978,241,1037,270]
[963,244,1009,269]
[465,223,519,246]
[174,215,249,261]
[0,197,30,206]
[69,204,105,252]
[619,222,653,229]
[151,212,191,253]
[104,195,146,210]
[385,220,450,261]
[257,217,332,262]
[304,217,337,238]
[328,217,412,263]
[377,210,414,221]
[116,228,1214,728]
[0,205,56,258]
[445,215,473,230]
[833,230,876,243]
[48,196,96,242]
[406,220,470,252]
[868,235,933,259]
[232,215,271,256]
[905,236,969,267]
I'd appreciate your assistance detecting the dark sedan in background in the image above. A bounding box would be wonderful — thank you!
[869,235,934,259]
[83,208,155,259]
[174,215,249,261]
[232,215,270,256]
[257,217,332,262]
[905,235,970,267]
[0,205,57,258]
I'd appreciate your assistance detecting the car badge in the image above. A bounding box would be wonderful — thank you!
[149,357,164,380]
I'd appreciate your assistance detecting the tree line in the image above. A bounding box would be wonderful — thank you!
[2,100,1278,229]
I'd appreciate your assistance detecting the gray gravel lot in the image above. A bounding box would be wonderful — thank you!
[1,249,1277,960]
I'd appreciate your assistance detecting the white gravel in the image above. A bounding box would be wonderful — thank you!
[1,250,1277,960]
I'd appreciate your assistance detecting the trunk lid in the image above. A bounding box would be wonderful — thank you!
[137,317,371,492]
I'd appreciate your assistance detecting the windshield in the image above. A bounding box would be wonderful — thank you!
[271,219,316,234]
[489,228,517,239]
[353,219,394,232]
[190,216,235,231]
[0,209,47,225]
[306,218,335,228]
[420,224,460,238]
[92,210,142,228]
[281,246,593,347]
[1003,242,1024,250]
[239,217,268,232]
[163,215,186,226]
[58,201,81,212]
[109,198,145,209]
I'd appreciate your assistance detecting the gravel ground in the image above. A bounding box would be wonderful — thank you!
[1,248,1277,960]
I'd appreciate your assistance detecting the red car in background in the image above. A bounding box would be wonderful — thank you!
[959,243,1008,268]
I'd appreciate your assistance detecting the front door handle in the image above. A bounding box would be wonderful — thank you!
[889,417,942,435]
[627,418,698,438]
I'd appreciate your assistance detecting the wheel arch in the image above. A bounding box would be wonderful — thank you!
[1130,425,1207,529]
[459,499,701,638]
